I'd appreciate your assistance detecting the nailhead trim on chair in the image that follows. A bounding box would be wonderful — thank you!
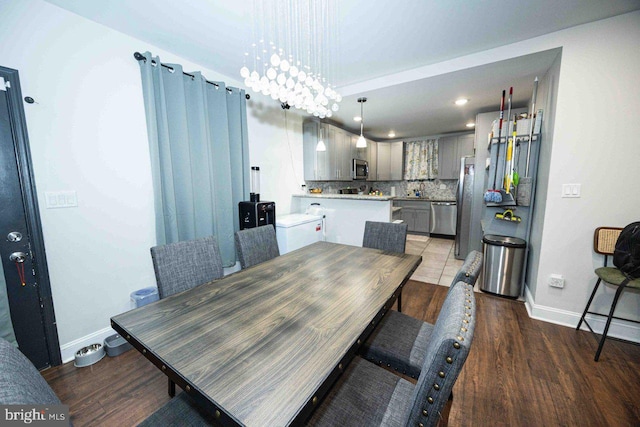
[418,283,475,425]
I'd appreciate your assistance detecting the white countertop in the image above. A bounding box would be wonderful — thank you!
[294,194,455,202]
[294,194,394,201]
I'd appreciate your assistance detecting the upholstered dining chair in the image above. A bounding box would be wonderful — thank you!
[359,250,483,379]
[150,235,224,397]
[150,235,224,299]
[306,280,477,427]
[235,225,280,269]
[576,225,640,361]
[362,221,409,310]
[362,220,408,254]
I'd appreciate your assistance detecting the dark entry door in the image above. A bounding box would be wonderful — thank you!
[0,66,60,369]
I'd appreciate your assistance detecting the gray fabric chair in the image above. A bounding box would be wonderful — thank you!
[234,225,280,269]
[150,235,224,397]
[0,338,62,405]
[150,235,224,299]
[362,221,408,254]
[362,221,409,310]
[137,393,217,427]
[359,250,482,379]
[307,281,477,427]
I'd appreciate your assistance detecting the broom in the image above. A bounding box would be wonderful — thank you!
[517,77,539,206]
[484,90,505,203]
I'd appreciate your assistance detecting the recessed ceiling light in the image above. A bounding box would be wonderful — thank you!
[353,116,362,122]
[388,131,396,138]
[455,98,469,106]
[466,122,475,128]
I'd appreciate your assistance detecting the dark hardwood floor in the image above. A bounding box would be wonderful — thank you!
[43,281,640,426]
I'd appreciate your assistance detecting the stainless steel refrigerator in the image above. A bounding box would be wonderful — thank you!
[455,156,475,259]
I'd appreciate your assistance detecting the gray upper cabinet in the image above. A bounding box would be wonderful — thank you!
[331,127,353,180]
[303,121,330,180]
[377,141,403,180]
[366,140,377,182]
[438,133,475,179]
[303,121,354,181]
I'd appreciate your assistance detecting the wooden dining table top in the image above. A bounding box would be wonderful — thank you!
[111,241,422,426]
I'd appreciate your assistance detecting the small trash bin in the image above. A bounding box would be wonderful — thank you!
[481,234,526,297]
[130,287,159,308]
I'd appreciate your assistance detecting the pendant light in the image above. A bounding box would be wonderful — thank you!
[356,97,367,148]
[316,126,327,151]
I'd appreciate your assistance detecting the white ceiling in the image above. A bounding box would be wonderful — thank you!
[44,0,640,139]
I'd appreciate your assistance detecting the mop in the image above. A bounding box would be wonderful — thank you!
[499,87,514,203]
[517,77,539,206]
[484,90,505,203]
[504,117,517,194]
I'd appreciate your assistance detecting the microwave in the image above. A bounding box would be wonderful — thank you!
[352,158,368,180]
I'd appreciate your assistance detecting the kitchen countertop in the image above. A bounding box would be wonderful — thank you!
[294,194,456,202]
[294,194,394,201]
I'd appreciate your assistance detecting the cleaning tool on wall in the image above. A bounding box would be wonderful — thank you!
[517,77,539,206]
[495,209,521,222]
[501,87,513,190]
[512,118,520,188]
[504,117,516,194]
[484,89,505,203]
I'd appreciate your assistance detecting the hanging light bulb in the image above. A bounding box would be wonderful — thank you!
[316,127,327,151]
[356,97,368,148]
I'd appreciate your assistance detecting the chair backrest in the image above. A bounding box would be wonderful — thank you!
[0,338,62,405]
[150,235,224,299]
[405,281,476,427]
[235,225,280,269]
[362,221,408,254]
[594,227,623,256]
[451,250,483,287]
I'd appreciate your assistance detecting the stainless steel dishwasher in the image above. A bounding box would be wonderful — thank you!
[430,202,457,236]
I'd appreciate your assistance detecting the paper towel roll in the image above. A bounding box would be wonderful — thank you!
[390,186,396,196]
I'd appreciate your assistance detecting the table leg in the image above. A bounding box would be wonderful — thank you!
[168,378,176,397]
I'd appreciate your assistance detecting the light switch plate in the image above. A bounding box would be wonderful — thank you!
[45,191,78,208]
[561,184,581,198]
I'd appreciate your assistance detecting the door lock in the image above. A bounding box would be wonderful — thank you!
[7,231,22,242]
[9,252,27,263]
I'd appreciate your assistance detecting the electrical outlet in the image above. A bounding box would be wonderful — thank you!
[548,274,565,288]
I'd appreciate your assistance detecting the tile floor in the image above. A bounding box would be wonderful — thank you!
[405,234,464,286]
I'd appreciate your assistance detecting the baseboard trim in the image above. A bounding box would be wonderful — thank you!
[60,327,116,364]
[524,286,640,343]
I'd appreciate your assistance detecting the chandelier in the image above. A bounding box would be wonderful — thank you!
[239,0,342,118]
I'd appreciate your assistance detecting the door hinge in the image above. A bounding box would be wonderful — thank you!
[0,77,9,91]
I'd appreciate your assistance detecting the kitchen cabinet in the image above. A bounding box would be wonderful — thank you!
[438,133,474,179]
[329,126,353,180]
[394,200,430,234]
[366,140,377,182]
[303,121,354,181]
[376,141,403,181]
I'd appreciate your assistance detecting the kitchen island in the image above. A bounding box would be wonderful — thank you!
[292,194,393,246]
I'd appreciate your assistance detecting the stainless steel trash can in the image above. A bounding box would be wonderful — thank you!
[481,234,526,297]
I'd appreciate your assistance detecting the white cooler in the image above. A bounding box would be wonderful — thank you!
[276,214,324,254]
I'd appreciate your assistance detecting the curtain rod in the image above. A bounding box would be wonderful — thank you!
[133,52,250,99]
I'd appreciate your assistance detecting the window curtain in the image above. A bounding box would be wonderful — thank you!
[404,139,438,180]
[138,52,249,267]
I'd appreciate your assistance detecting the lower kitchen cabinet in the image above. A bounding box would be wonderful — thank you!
[394,200,431,234]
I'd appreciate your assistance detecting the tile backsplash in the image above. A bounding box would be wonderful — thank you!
[305,180,458,199]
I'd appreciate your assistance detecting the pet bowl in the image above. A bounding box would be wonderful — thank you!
[74,343,105,367]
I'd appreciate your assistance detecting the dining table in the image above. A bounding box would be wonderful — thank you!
[111,241,422,426]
